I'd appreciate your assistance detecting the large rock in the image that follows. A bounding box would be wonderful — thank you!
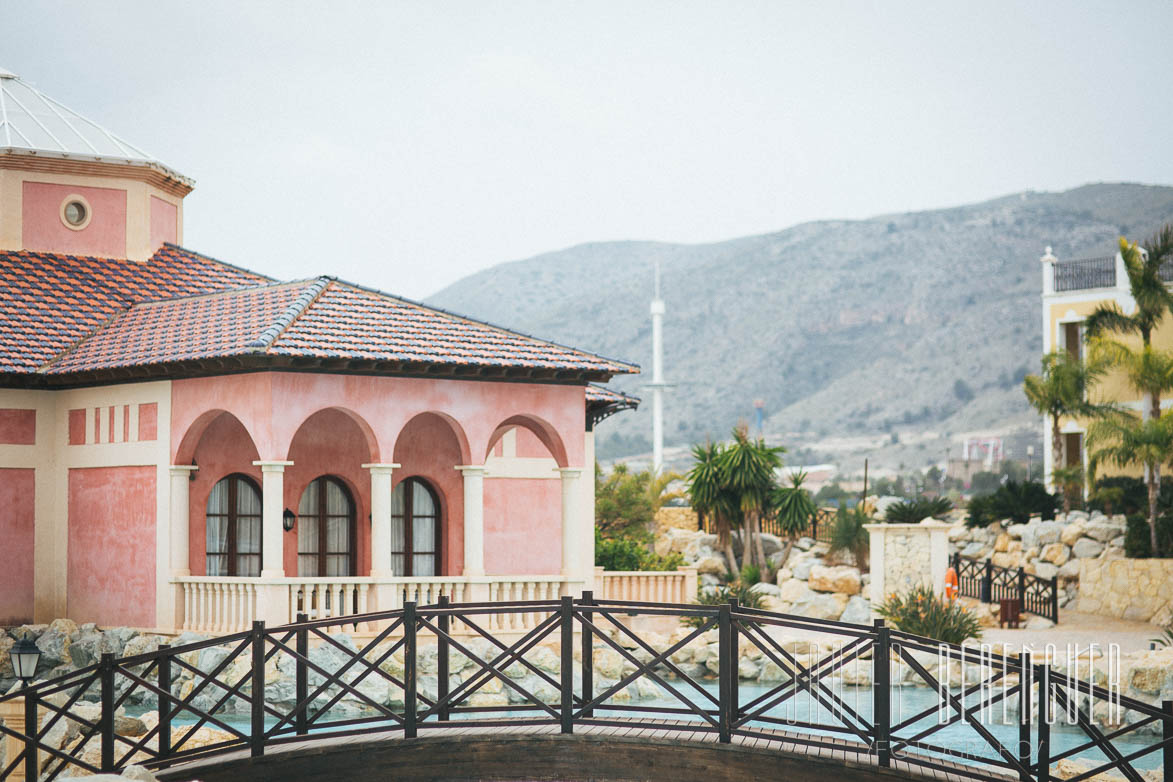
[1125,649,1173,695]
[1060,520,1087,547]
[778,578,815,604]
[791,592,849,621]
[961,541,986,558]
[807,565,861,596]
[1058,559,1082,579]
[1072,537,1105,559]
[790,557,823,580]
[991,552,1020,569]
[1034,561,1058,580]
[35,618,78,670]
[993,533,1010,552]
[749,582,781,598]
[1041,542,1070,566]
[1085,519,1125,542]
[694,556,726,575]
[838,595,872,625]
[759,534,782,556]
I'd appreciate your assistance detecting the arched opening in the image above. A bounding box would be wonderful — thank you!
[205,474,262,577]
[286,409,373,577]
[184,411,262,576]
[390,477,441,576]
[484,414,568,468]
[297,476,357,577]
[392,413,467,576]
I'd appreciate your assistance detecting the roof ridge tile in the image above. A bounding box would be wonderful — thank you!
[247,276,333,349]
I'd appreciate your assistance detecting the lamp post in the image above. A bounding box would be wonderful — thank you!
[10,636,40,686]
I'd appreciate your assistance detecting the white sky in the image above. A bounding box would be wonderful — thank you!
[4,1,1172,299]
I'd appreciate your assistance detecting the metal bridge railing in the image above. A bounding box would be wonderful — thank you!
[0,597,1167,782]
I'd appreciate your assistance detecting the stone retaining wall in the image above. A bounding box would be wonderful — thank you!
[1077,558,1173,625]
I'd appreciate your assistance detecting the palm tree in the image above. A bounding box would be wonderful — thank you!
[687,441,739,574]
[719,425,785,571]
[647,470,685,514]
[1023,350,1111,511]
[1087,411,1173,555]
[1084,227,1173,421]
[771,471,817,571]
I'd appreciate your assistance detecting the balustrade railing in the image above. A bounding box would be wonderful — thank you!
[598,567,698,603]
[1052,256,1116,292]
[0,597,1169,782]
[177,578,258,634]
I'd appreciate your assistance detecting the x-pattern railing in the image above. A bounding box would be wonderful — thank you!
[1,596,1169,782]
[952,553,1060,622]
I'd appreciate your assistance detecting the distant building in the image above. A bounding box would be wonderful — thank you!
[1038,245,1171,496]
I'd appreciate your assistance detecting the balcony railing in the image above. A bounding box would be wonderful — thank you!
[172,572,700,635]
[1052,256,1116,291]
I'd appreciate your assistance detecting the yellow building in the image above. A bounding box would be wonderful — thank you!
[1040,245,1173,496]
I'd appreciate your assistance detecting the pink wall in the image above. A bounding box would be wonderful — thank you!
[187,412,261,575]
[68,408,85,445]
[22,181,127,258]
[68,466,156,627]
[0,409,35,444]
[171,371,587,577]
[484,478,562,574]
[149,196,178,251]
[284,409,371,576]
[392,413,465,575]
[0,469,35,624]
[138,403,157,441]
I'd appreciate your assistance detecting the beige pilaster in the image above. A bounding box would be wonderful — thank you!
[557,467,583,584]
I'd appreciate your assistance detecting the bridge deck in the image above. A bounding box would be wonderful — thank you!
[159,719,1016,782]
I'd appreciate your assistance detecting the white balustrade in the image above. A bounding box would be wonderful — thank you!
[176,577,258,633]
[599,568,698,604]
[172,574,584,635]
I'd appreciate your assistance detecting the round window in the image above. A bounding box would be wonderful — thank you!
[63,200,87,226]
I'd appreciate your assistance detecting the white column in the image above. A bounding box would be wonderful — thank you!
[558,468,583,579]
[457,465,487,577]
[581,431,597,590]
[253,461,293,578]
[168,466,198,575]
[1040,246,1056,296]
[363,463,400,577]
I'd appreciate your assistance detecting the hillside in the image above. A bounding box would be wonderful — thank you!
[427,183,1173,471]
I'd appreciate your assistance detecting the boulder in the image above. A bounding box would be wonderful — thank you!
[1058,559,1082,579]
[795,537,814,551]
[0,635,14,678]
[694,556,726,575]
[1033,562,1058,581]
[790,557,822,580]
[807,565,861,596]
[1023,616,1054,630]
[1041,542,1070,566]
[1072,537,1105,559]
[1006,524,1027,540]
[1060,520,1087,547]
[1085,519,1125,542]
[961,542,986,558]
[993,533,1010,552]
[992,552,1019,569]
[838,596,872,625]
[759,533,782,556]
[35,618,78,669]
[791,592,848,621]
[749,582,781,598]
[758,660,792,683]
[1125,650,1173,695]
[778,579,815,604]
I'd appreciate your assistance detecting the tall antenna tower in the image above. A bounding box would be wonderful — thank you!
[650,260,668,474]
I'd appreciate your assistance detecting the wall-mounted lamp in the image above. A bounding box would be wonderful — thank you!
[189,461,197,481]
[283,509,296,532]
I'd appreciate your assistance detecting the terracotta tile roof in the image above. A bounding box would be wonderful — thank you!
[0,244,270,373]
[0,246,638,382]
[585,383,639,406]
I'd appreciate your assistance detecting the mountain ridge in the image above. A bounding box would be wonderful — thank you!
[427,183,1173,468]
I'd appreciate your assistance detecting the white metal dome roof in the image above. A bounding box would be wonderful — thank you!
[0,67,191,186]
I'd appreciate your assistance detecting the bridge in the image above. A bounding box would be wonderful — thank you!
[0,597,1168,782]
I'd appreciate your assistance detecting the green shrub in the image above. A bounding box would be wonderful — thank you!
[740,564,762,585]
[885,496,953,523]
[828,505,869,567]
[1123,513,1173,558]
[594,530,685,571]
[876,584,982,644]
[1089,476,1173,517]
[683,581,766,627]
[966,480,1055,527]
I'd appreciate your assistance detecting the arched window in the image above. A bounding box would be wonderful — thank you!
[205,474,262,577]
[297,476,356,577]
[391,477,440,576]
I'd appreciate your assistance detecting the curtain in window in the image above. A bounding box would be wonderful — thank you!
[412,481,436,576]
[235,481,261,577]
[325,480,351,576]
[389,481,405,576]
[205,478,229,576]
[297,478,320,577]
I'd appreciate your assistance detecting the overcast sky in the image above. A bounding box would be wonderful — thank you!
[4,1,1172,298]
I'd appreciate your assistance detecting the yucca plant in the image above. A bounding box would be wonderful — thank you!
[1150,625,1173,649]
[684,581,766,628]
[827,505,870,569]
[884,496,953,523]
[876,584,982,644]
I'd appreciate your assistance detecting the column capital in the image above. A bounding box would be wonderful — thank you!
[252,460,294,473]
[555,467,583,478]
[362,462,401,474]
[169,465,199,475]
[456,464,488,476]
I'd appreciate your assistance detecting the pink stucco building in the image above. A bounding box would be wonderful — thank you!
[0,67,643,633]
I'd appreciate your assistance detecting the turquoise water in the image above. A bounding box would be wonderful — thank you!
[142,680,1161,773]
